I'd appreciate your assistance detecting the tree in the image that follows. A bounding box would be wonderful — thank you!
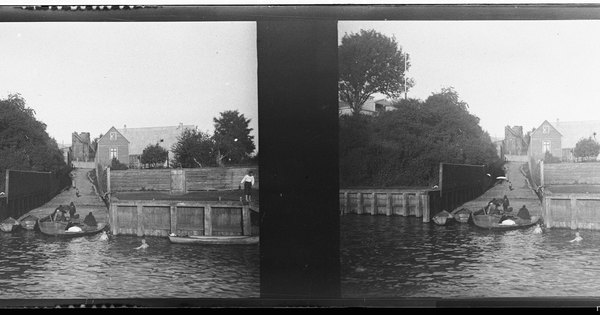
[339,29,412,116]
[0,94,70,191]
[110,157,128,170]
[171,129,217,168]
[140,143,169,168]
[573,137,600,162]
[212,110,256,166]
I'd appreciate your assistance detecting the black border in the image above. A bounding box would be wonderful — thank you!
[3,4,600,309]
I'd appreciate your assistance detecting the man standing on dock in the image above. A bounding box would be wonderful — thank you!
[241,170,255,203]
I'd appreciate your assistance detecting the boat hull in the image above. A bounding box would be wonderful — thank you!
[20,215,38,230]
[472,213,540,230]
[433,210,452,225]
[169,235,259,245]
[0,222,18,232]
[38,221,106,237]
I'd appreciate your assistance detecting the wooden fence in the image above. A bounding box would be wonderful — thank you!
[543,162,600,186]
[109,200,252,237]
[339,189,431,222]
[110,167,258,193]
[0,169,70,221]
[543,194,600,230]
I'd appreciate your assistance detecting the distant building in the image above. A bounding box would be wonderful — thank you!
[116,123,195,168]
[58,143,71,166]
[528,120,563,161]
[553,119,600,162]
[339,97,396,116]
[96,126,130,167]
[503,125,528,156]
[71,132,94,162]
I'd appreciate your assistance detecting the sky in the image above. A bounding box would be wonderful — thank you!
[339,20,600,140]
[0,22,258,151]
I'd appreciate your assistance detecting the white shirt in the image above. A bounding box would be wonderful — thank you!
[241,175,255,186]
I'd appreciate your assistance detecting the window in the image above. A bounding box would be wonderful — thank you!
[110,147,118,160]
[110,132,117,141]
[542,126,549,134]
[542,140,551,153]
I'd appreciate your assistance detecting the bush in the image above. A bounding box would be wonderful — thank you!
[110,157,128,170]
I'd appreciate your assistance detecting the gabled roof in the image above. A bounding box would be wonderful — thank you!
[117,125,195,155]
[98,126,130,144]
[531,120,562,138]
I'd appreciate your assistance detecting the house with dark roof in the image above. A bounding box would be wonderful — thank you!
[96,126,130,167]
[339,97,396,116]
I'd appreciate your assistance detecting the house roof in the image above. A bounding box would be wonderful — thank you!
[116,125,195,155]
[98,126,130,145]
[531,120,562,138]
[553,120,600,149]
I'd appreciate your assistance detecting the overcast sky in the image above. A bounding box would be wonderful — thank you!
[0,22,258,150]
[339,20,600,140]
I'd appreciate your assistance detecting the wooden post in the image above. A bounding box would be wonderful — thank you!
[357,193,363,215]
[170,205,177,234]
[370,192,376,215]
[136,204,143,236]
[386,193,392,216]
[204,205,213,236]
[344,191,349,215]
[242,204,251,236]
[402,193,409,216]
[421,193,430,222]
[415,193,423,218]
[107,167,111,194]
[544,196,552,228]
[570,196,578,230]
[540,160,544,187]
[5,169,9,203]
[110,203,118,235]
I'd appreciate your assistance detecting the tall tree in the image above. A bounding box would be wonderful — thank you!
[573,137,600,161]
[213,110,255,166]
[339,29,412,115]
[171,129,216,168]
[140,143,169,168]
[0,94,69,191]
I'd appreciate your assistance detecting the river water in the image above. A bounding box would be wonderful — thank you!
[341,215,600,298]
[0,230,259,299]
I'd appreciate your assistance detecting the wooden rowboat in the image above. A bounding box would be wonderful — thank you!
[453,208,471,223]
[169,235,259,245]
[38,219,107,238]
[472,213,540,230]
[19,215,38,230]
[433,210,453,226]
[1,217,19,232]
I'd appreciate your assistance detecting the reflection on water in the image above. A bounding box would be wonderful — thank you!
[0,230,259,299]
[341,215,600,298]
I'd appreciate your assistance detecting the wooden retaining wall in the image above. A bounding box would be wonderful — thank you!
[543,162,600,186]
[339,189,431,222]
[109,200,252,237]
[72,161,95,169]
[543,194,600,230]
[110,167,258,193]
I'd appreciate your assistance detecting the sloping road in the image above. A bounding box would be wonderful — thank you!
[451,161,542,217]
[17,167,108,224]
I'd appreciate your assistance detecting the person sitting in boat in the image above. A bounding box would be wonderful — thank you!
[83,212,98,227]
[569,232,583,243]
[502,195,510,212]
[488,203,502,215]
[517,205,531,220]
[52,208,66,222]
[68,202,77,220]
[135,238,149,250]
[533,224,543,234]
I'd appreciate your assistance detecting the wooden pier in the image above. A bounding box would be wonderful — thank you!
[339,188,431,222]
[110,199,253,237]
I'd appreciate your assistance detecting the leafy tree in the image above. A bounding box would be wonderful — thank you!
[171,129,217,168]
[573,137,600,161]
[0,94,70,191]
[339,88,502,187]
[339,29,412,116]
[140,143,168,168]
[212,110,256,166]
[110,157,128,170]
